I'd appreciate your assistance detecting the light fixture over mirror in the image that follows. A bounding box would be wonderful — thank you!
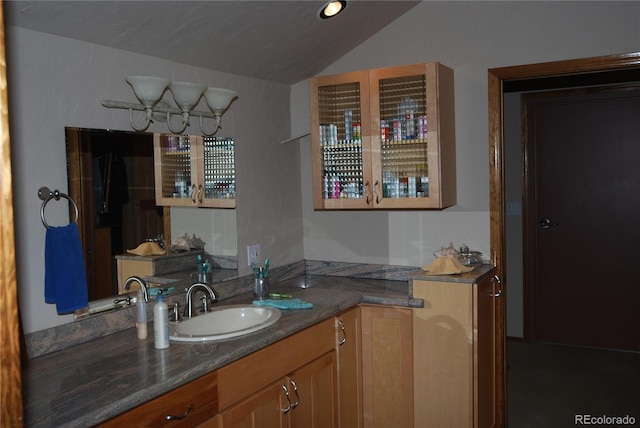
[102,76,238,136]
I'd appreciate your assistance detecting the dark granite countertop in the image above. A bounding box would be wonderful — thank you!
[22,274,423,428]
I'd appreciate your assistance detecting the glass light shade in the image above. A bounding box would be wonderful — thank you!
[126,76,170,108]
[169,81,207,113]
[204,88,238,114]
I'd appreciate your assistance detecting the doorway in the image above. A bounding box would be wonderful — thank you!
[488,52,640,426]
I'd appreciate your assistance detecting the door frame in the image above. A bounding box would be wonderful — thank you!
[488,51,640,426]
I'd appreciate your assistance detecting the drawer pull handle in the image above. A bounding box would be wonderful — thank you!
[337,319,347,345]
[281,384,292,414]
[290,379,300,409]
[166,404,194,421]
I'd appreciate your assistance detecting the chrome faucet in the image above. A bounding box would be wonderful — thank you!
[123,276,149,302]
[185,283,217,318]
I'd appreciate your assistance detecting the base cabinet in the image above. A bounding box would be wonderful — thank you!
[360,305,413,428]
[412,273,497,428]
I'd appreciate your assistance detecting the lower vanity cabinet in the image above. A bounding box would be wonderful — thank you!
[335,307,362,428]
[214,317,338,428]
[98,370,218,428]
[360,305,413,428]
[412,272,497,428]
[214,351,337,428]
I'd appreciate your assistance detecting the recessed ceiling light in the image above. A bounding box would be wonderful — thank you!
[318,1,347,20]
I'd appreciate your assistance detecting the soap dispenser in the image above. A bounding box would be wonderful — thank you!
[153,291,169,349]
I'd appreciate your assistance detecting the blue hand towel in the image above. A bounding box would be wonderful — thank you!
[252,299,314,310]
[44,223,89,314]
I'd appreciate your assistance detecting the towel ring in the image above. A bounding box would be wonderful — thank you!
[38,186,79,229]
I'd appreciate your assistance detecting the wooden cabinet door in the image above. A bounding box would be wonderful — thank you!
[361,305,413,428]
[309,70,374,210]
[336,308,362,428]
[219,380,289,428]
[475,275,496,428]
[288,351,338,428]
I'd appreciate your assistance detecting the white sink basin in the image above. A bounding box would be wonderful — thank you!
[169,304,281,343]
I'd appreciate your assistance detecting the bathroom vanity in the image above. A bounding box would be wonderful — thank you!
[22,266,496,427]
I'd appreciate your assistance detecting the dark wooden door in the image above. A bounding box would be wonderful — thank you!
[525,87,640,352]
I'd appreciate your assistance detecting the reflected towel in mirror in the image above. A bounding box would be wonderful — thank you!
[44,223,89,314]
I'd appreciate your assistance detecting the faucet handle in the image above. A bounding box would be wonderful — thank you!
[200,294,211,313]
[170,302,182,322]
[113,296,132,306]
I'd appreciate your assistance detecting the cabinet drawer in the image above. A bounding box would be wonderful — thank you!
[98,371,218,428]
[217,318,335,410]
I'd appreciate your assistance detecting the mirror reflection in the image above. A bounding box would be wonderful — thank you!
[66,127,240,305]
[66,127,165,300]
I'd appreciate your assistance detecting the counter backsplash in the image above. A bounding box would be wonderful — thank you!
[24,260,422,359]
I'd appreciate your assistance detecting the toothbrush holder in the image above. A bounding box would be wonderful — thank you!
[253,277,269,301]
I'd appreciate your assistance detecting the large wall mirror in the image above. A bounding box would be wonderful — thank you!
[66,127,238,303]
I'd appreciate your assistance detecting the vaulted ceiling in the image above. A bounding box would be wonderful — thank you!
[4,1,420,84]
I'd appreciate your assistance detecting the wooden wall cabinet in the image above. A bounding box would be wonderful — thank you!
[360,305,413,428]
[309,62,456,210]
[154,134,235,208]
[412,273,497,428]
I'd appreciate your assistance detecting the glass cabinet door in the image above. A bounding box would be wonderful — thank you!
[374,69,429,203]
[154,134,198,206]
[310,71,372,209]
[369,62,455,209]
[201,136,236,207]
[154,134,236,208]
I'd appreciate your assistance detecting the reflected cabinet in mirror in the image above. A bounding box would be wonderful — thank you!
[66,127,240,305]
[66,127,168,301]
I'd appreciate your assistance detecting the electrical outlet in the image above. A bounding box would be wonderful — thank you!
[247,244,261,266]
